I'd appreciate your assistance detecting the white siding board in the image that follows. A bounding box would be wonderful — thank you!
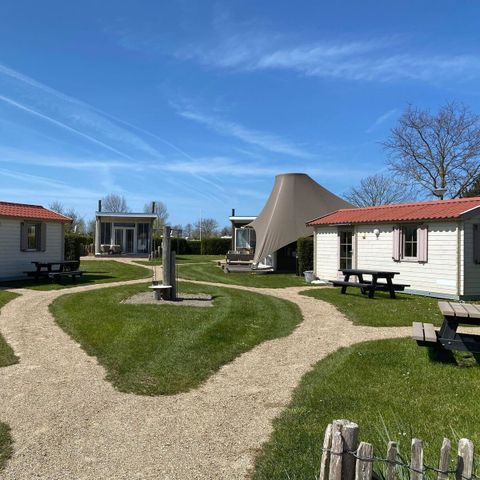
[0,219,64,280]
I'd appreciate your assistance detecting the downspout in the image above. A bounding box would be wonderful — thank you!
[456,220,462,298]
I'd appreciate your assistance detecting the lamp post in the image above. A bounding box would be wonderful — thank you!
[433,187,447,200]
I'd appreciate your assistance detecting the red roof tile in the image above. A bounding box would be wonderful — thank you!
[308,197,480,225]
[0,202,71,222]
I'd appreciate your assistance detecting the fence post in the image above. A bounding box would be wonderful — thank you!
[329,430,343,480]
[386,441,397,480]
[355,442,373,480]
[437,438,451,480]
[320,424,333,480]
[456,439,474,480]
[332,419,359,480]
[411,438,424,480]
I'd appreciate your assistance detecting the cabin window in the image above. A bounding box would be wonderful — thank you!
[137,223,151,254]
[20,222,45,252]
[235,228,256,250]
[393,224,428,262]
[100,222,112,244]
[403,225,418,259]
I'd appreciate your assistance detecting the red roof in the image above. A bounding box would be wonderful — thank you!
[0,202,71,222]
[308,197,480,225]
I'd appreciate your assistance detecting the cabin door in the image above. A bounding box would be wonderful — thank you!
[339,230,353,271]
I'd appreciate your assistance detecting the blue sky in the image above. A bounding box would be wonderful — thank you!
[1,1,480,227]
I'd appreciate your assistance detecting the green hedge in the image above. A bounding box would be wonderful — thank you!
[151,236,229,255]
[200,238,231,255]
[296,236,313,275]
[65,233,93,261]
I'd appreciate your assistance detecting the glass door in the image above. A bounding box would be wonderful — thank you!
[339,230,353,270]
[125,229,134,254]
[114,229,124,252]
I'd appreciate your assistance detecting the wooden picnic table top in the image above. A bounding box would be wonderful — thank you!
[340,269,400,277]
[438,301,480,320]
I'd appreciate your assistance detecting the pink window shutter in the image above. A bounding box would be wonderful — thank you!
[418,225,428,263]
[392,226,401,261]
[474,224,480,264]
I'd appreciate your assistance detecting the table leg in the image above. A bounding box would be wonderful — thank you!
[357,274,366,295]
[386,276,396,299]
[341,273,350,294]
[368,274,378,298]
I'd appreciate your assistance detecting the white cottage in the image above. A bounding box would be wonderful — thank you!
[308,197,480,300]
[0,201,71,280]
[94,201,156,256]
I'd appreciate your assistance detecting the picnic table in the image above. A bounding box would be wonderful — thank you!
[413,302,480,353]
[24,261,83,282]
[330,269,409,299]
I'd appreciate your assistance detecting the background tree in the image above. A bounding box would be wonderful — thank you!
[344,173,414,207]
[144,201,168,232]
[463,174,480,197]
[220,225,232,237]
[194,218,219,238]
[383,102,480,199]
[183,223,193,238]
[49,202,86,233]
[102,193,129,212]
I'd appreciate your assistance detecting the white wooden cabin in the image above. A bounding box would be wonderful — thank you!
[0,201,71,281]
[308,197,480,300]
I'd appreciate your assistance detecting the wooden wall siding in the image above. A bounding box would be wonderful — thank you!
[314,226,343,281]
[315,221,460,296]
[463,219,480,296]
[0,219,64,280]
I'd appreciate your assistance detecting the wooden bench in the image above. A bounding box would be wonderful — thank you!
[330,280,373,294]
[412,321,438,346]
[47,270,83,282]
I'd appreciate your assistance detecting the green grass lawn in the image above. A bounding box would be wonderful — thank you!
[300,287,445,327]
[1,260,150,291]
[254,338,480,480]
[0,291,19,367]
[0,292,17,472]
[51,281,302,395]
[177,262,307,288]
[137,254,224,266]
[0,423,13,472]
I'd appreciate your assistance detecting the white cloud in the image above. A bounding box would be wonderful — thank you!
[173,105,312,158]
[177,30,480,84]
[366,109,398,133]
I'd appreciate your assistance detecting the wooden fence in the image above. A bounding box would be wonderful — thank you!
[320,420,475,480]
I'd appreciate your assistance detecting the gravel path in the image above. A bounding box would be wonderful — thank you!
[0,261,410,479]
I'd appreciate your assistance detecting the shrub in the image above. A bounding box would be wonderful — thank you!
[201,238,231,255]
[65,233,93,261]
[297,236,313,275]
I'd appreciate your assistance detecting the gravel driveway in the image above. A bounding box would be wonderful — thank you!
[0,262,410,479]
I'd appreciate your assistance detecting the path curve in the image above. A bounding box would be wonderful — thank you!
[0,261,410,479]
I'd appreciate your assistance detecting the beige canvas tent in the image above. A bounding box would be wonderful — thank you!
[248,173,353,266]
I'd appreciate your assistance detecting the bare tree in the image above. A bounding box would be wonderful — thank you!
[220,226,232,237]
[464,176,480,197]
[183,223,193,238]
[49,201,86,233]
[102,193,129,212]
[383,102,480,199]
[344,173,414,207]
[194,218,219,238]
[144,201,168,231]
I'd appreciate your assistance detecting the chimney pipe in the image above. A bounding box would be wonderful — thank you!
[151,201,156,214]
[98,200,102,212]
[231,208,235,217]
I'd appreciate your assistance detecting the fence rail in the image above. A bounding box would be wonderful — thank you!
[320,420,476,480]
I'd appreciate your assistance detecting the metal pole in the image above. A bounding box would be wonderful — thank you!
[162,226,172,300]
